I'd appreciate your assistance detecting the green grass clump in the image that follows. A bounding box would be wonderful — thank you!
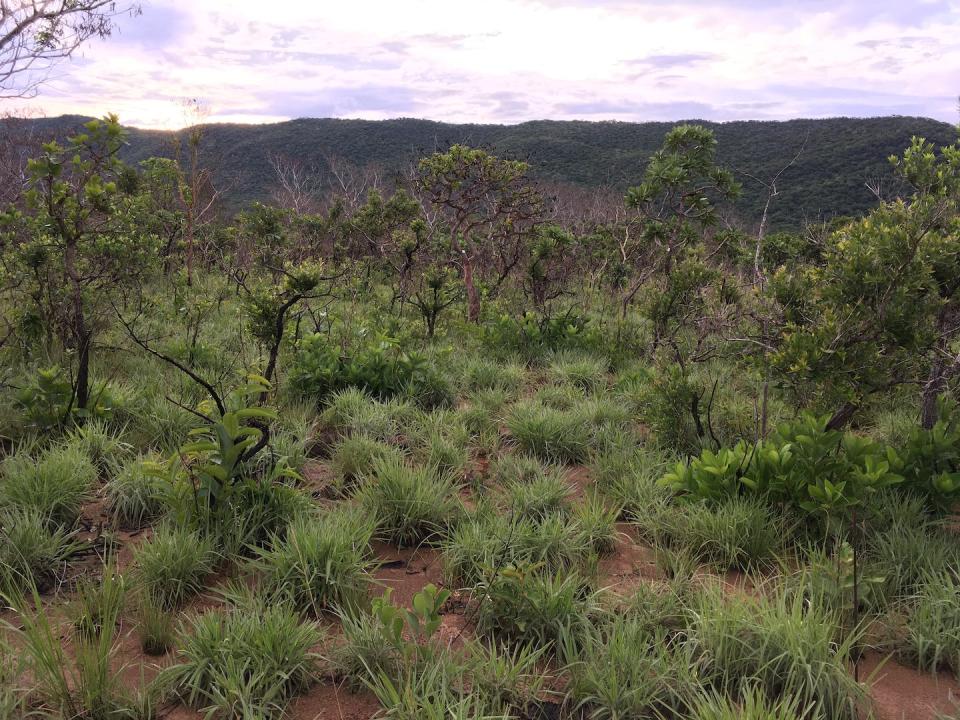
[0,507,79,591]
[461,357,525,394]
[133,526,217,610]
[162,603,321,719]
[688,584,866,720]
[506,401,593,464]
[547,351,608,391]
[865,517,960,605]
[443,507,592,587]
[903,572,960,677]
[573,494,620,555]
[357,456,459,546]
[655,496,785,571]
[253,509,375,615]
[688,687,806,720]
[462,639,548,714]
[332,609,400,689]
[475,565,599,647]
[506,468,571,518]
[562,616,700,719]
[330,434,405,490]
[104,455,167,530]
[0,443,95,527]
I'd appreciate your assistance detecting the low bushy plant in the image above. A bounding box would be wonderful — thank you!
[162,603,321,718]
[132,526,217,610]
[253,509,375,615]
[0,443,96,527]
[357,456,459,546]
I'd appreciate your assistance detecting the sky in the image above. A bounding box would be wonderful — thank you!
[7,0,960,129]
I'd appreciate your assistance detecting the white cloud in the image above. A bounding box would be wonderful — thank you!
[6,0,959,128]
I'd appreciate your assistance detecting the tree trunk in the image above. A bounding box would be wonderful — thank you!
[463,255,480,323]
[826,401,859,431]
[65,236,90,411]
[921,306,952,429]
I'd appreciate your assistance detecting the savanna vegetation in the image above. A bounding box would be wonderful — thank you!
[0,103,959,719]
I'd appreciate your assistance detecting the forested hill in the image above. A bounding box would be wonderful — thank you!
[19,115,958,229]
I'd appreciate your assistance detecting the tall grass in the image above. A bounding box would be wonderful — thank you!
[162,603,321,718]
[687,583,867,719]
[132,526,217,609]
[0,507,79,591]
[357,456,459,546]
[253,508,375,615]
[0,442,95,527]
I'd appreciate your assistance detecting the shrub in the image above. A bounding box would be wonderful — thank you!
[289,332,453,408]
[133,526,217,610]
[688,584,866,719]
[903,572,960,677]
[0,507,79,591]
[162,603,321,718]
[253,509,375,615]
[357,457,459,546]
[104,455,167,530]
[0,443,95,527]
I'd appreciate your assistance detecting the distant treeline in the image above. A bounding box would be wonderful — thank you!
[13,114,957,229]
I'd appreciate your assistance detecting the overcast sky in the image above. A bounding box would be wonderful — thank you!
[9,0,960,129]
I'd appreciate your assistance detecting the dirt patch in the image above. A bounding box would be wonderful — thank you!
[862,652,960,720]
[287,682,381,720]
[370,543,444,609]
[597,523,659,595]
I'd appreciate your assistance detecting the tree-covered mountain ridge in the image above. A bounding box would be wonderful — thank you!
[18,114,958,228]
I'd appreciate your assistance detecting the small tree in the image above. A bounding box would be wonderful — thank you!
[768,136,960,430]
[623,124,741,340]
[418,145,543,322]
[0,114,158,415]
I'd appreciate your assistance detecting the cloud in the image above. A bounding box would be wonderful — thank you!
[625,53,718,69]
[5,0,958,128]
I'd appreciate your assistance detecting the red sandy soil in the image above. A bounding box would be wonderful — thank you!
[9,469,958,720]
[862,653,959,720]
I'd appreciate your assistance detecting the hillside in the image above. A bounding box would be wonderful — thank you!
[16,115,958,229]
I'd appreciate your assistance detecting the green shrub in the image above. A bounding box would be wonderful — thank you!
[253,509,375,615]
[0,443,95,527]
[903,572,960,677]
[357,457,459,546]
[289,332,453,408]
[0,507,79,592]
[162,603,320,718]
[133,526,217,610]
